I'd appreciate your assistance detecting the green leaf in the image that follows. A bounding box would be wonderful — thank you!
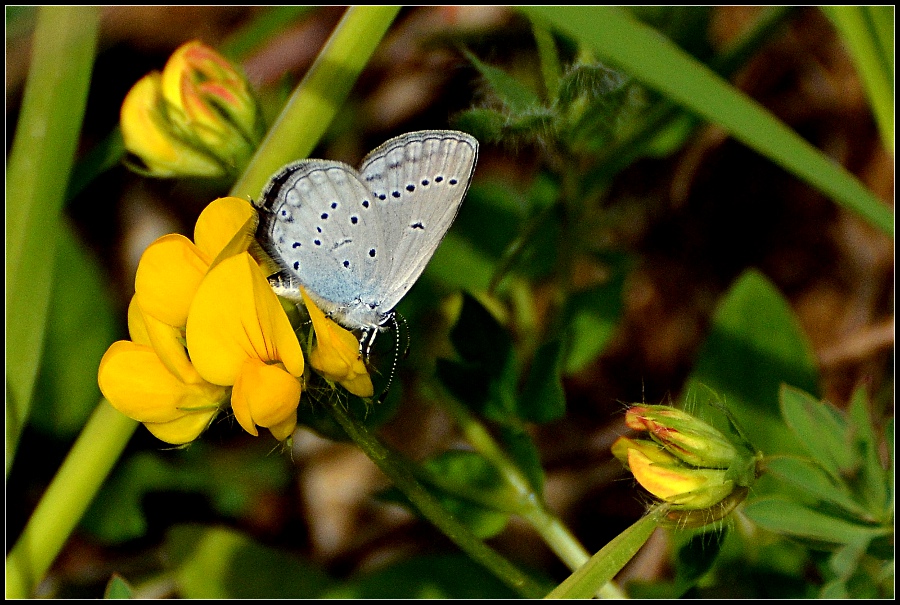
[779,385,857,481]
[520,6,893,236]
[822,6,894,153]
[165,524,333,598]
[320,553,522,599]
[683,269,819,457]
[765,456,871,519]
[406,450,515,539]
[531,20,562,101]
[547,509,662,598]
[563,260,628,374]
[424,232,497,293]
[518,338,566,422]
[83,445,291,543]
[6,6,99,473]
[742,498,889,545]
[452,107,509,143]
[435,358,493,414]
[30,223,116,438]
[671,528,728,595]
[463,49,541,114]
[421,450,520,513]
[103,574,135,599]
[449,294,513,373]
[847,386,890,519]
[558,62,629,108]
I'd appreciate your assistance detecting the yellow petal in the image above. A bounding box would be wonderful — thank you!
[120,72,223,178]
[193,197,257,262]
[300,287,373,397]
[627,448,708,500]
[186,253,304,385]
[611,436,679,468]
[143,409,218,445]
[127,295,151,346]
[267,410,297,442]
[231,358,301,437]
[135,234,211,328]
[137,300,205,385]
[98,340,226,424]
[339,372,375,399]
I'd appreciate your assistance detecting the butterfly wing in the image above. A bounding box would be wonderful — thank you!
[256,159,384,317]
[358,130,479,313]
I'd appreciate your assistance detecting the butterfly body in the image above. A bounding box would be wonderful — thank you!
[256,130,479,337]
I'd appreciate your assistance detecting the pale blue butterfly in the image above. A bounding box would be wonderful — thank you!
[255,130,479,353]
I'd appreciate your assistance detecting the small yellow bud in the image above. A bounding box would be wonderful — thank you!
[120,41,263,178]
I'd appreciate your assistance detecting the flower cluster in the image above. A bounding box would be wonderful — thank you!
[612,405,758,523]
[98,198,373,445]
[120,40,264,178]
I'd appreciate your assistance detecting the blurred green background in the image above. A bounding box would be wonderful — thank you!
[6,6,893,598]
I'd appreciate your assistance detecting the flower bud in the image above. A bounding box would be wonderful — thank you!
[625,405,740,469]
[614,404,759,521]
[121,41,264,178]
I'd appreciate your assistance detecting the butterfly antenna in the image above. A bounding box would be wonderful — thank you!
[375,313,403,404]
[397,312,411,359]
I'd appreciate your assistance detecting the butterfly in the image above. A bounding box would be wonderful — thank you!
[255,130,479,352]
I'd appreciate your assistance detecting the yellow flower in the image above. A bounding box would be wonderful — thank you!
[186,253,305,440]
[98,299,227,445]
[99,197,260,444]
[299,287,374,398]
[120,40,263,178]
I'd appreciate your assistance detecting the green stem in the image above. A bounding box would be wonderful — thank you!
[231,5,401,200]
[6,6,99,475]
[546,507,663,599]
[324,399,547,599]
[5,401,138,598]
[441,397,626,598]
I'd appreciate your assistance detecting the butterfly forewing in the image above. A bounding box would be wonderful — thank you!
[257,159,382,312]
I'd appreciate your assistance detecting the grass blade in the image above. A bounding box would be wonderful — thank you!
[520,6,893,237]
[6,6,99,473]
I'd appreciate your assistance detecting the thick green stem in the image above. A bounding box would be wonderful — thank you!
[6,6,99,474]
[6,402,138,598]
[324,399,547,599]
[231,6,401,200]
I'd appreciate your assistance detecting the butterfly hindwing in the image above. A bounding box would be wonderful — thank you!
[359,131,478,311]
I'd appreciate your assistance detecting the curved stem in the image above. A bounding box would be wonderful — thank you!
[6,401,138,598]
[324,398,547,599]
[441,397,626,598]
[6,5,100,474]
